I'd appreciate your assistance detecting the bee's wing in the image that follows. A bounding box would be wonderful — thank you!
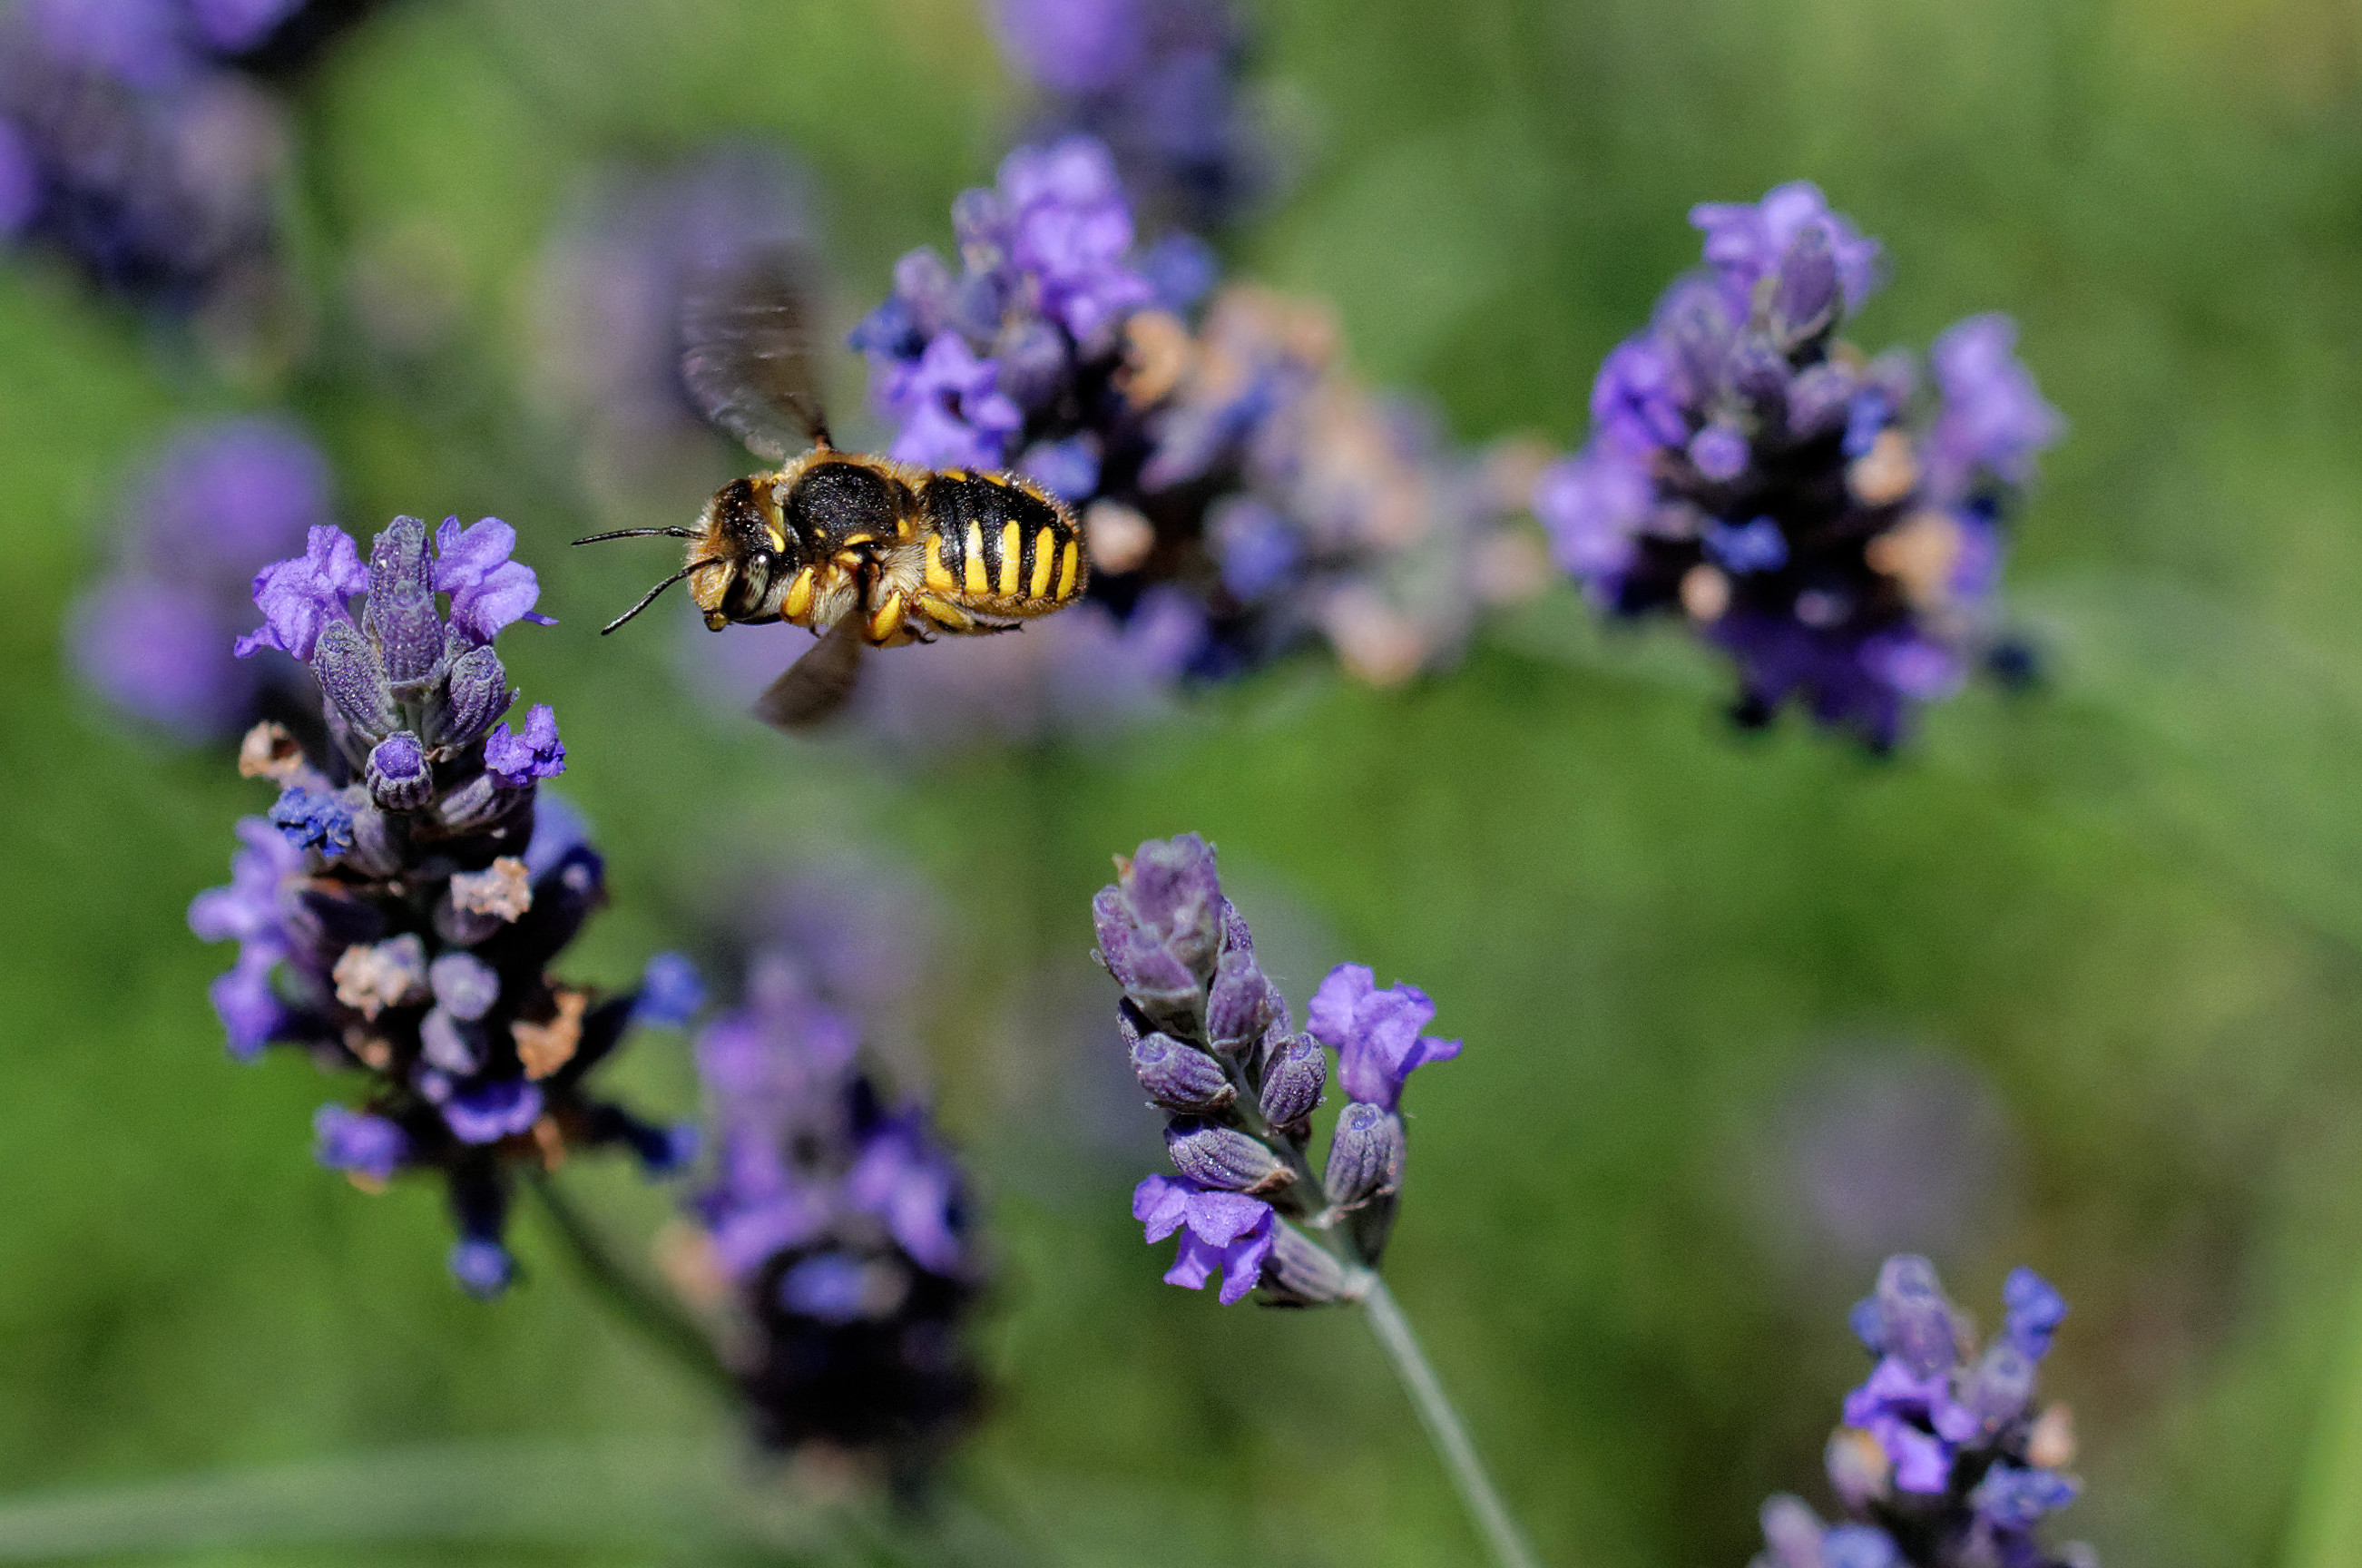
[751,613,868,731]
[681,243,833,465]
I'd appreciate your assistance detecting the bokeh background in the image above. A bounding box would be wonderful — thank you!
[7,0,2362,1563]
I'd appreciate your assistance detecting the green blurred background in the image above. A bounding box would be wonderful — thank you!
[7,0,2362,1563]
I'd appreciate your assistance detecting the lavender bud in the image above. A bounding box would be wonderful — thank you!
[1726,334,1790,404]
[1953,1341,2036,1437]
[420,1006,483,1073]
[340,800,405,878]
[312,619,398,739]
[1322,1102,1404,1207]
[1093,887,1199,1017]
[366,732,433,810]
[432,771,505,834]
[1769,224,1839,347]
[1785,361,1856,436]
[1258,1034,1326,1127]
[1165,1120,1291,1194]
[1759,1496,1826,1568]
[427,952,500,1021]
[1122,836,1223,976]
[1875,1254,1958,1377]
[1205,946,1274,1056]
[368,516,444,686]
[1132,1033,1235,1112]
[1265,1222,1352,1304]
[995,318,1070,407]
[426,643,510,749]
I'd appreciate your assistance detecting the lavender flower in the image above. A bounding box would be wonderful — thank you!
[1093,834,1460,1306]
[1749,1255,2092,1568]
[681,943,982,1474]
[840,138,1548,743]
[1534,182,2062,749]
[189,516,688,1295]
[987,0,1277,233]
[0,0,295,320]
[66,416,334,742]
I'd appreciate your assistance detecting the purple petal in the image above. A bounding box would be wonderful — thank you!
[235,525,365,662]
[433,516,550,642]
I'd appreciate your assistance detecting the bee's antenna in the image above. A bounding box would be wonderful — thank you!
[601,560,725,635]
[573,526,699,545]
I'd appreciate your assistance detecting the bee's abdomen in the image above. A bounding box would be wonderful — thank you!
[920,471,1086,615]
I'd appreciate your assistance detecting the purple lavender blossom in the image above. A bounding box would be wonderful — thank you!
[881,332,1024,469]
[1534,183,2062,749]
[67,416,335,740]
[686,931,983,1467]
[1095,834,1468,1306]
[989,0,1275,233]
[1749,1254,2090,1568]
[1132,1173,1272,1303]
[190,515,689,1294]
[0,0,299,318]
[483,704,565,787]
[844,143,1546,740]
[1306,964,1461,1112]
[314,1103,407,1181]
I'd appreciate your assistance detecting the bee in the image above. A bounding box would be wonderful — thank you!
[574,245,1090,730]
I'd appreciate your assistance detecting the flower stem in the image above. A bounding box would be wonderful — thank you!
[1359,1279,1544,1568]
[523,1171,738,1402]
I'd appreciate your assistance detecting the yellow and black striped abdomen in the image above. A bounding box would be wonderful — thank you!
[918,471,1087,617]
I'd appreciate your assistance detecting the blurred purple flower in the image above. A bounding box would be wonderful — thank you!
[687,916,983,1464]
[1537,184,2058,748]
[1691,180,1883,315]
[1749,1254,2091,1567]
[881,331,1024,469]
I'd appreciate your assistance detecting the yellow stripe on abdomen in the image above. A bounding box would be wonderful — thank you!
[1028,527,1056,599]
[997,520,1022,596]
[926,534,956,593]
[1055,540,1080,602]
[963,522,989,595]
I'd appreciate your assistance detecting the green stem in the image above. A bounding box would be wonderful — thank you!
[523,1171,738,1402]
[1360,1279,1544,1568]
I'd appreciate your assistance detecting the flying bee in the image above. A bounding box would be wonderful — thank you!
[574,245,1090,730]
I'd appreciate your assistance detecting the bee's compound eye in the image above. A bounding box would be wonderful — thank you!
[722,552,779,620]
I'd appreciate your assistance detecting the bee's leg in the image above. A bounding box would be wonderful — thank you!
[912,593,980,634]
[867,590,914,645]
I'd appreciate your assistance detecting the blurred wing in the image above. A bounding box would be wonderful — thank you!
[752,615,867,731]
[681,243,832,464]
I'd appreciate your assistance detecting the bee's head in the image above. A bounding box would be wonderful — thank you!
[574,475,799,636]
[690,476,802,631]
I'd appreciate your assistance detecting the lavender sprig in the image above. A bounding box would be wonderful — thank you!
[1094,833,1537,1568]
[677,943,984,1483]
[1534,182,2063,749]
[189,514,690,1295]
[987,0,1276,234]
[837,136,1544,742]
[1750,1256,2092,1568]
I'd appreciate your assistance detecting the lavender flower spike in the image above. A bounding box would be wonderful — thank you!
[191,517,688,1294]
[1535,181,2062,748]
[684,934,982,1471]
[1750,1254,2091,1568]
[1097,834,1541,1568]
